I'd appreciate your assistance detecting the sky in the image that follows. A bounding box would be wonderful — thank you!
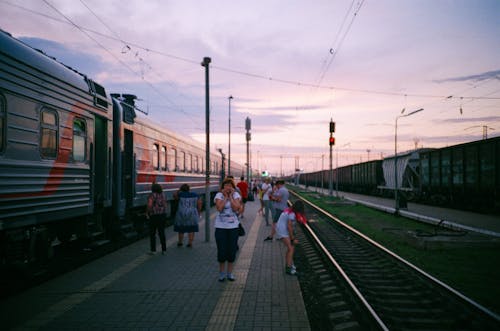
[1,0,499,176]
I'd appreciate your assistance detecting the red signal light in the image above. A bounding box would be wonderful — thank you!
[329,136,335,146]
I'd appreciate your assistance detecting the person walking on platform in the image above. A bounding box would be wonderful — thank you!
[264,180,289,241]
[174,184,202,248]
[214,178,242,281]
[146,183,167,254]
[261,177,273,225]
[276,200,306,275]
[236,176,249,218]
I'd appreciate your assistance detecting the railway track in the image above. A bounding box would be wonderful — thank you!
[290,191,500,330]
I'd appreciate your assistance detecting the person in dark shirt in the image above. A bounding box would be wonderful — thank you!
[146,183,167,254]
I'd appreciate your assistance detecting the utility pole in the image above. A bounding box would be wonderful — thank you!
[201,57,211,242]
[245,117,251,182]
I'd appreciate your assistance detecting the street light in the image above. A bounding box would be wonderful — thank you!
[394,108,423,214]
[228,95,233,176]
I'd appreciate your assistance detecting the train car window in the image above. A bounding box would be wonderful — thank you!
[167,147,175,171]
[161,146,167,171]
[73,118,87,162]
[40,109,58,158]
[186,154,192,172]
[194,156,199,173]
[179,151,186,172]
[0,95,5,153]
[173,149,179,171]
[152,144,159,170]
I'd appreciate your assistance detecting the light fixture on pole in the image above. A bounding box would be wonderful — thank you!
[228,95,233,176]
[394,108,423,215]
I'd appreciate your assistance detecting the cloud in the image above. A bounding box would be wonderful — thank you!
[437,116,500,124]
[434,70,500,83]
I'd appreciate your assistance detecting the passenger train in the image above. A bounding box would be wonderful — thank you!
[0,30,245,264]
[296,136,500,214]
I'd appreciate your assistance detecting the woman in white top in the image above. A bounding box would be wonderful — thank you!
[276,200,306,275]
[214,178,242,281]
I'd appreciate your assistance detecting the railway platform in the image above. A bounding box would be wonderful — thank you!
[0,199,310,330]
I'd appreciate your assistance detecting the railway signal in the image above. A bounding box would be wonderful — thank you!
[329,119,335,196]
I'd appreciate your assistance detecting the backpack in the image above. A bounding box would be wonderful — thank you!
[150,192,166,215]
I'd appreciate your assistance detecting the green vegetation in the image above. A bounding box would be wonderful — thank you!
[291,187,500,316]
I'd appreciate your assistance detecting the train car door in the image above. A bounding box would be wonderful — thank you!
[94,115,109,206]
[124,129,134,207]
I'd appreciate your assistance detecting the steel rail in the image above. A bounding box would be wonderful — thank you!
[290,189,500,323]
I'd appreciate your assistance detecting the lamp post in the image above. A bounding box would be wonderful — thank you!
[394,108,423,215]
[228,95,233,176]
[245,117,251,182]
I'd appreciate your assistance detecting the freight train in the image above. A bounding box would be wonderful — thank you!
[296,136,500,214]
[0,30,245,264]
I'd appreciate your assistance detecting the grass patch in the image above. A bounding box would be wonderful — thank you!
[292,187,500,315]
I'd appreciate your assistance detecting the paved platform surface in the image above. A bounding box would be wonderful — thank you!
[0,199,310,330]
[297,184,500,237]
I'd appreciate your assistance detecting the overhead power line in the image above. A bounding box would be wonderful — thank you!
[39,0,203,130]
[4,0,500,102]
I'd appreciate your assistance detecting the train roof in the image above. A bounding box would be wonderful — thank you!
[384,148,435,161]
[419,136,500,154]
[111,94,220,157]
[0,29,89,92]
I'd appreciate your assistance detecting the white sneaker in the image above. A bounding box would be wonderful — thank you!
[286,266,298,275]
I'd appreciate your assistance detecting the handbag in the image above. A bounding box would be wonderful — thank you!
[238,223,245,236]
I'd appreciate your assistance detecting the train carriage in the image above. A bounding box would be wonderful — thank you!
[111,94,224,220]
[0,30,243,264]
[419,136,500,211]
[297,138,499,215]
[0,30,113,251]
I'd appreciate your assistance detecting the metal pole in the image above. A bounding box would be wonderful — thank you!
[228,95,233,176]
[394,117,399,215]
[321,154,324,192]
[245,117,251,182]
[201,57,211,242]
[335,147,338,197]
[329,144,333,196]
